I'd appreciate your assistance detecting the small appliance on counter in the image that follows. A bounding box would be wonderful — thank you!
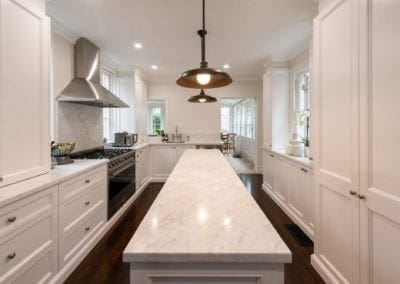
[51,142,76,166]
[113,132,138,147]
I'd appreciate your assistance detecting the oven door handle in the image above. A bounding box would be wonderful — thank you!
[109,162,135,178]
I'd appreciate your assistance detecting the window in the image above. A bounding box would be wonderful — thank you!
[148,100,165,135]
[294,70,310,139]
[101,69,121,142]
[220,104,231,133]
[232,99,255,139]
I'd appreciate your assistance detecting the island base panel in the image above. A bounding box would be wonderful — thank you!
[130,262,284,284]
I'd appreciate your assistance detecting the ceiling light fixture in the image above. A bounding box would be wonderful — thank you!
[188,89,217,103]
[177,0,232,89]
[151,65,158,70]
[133,42,143,49]
[223,64,230,69]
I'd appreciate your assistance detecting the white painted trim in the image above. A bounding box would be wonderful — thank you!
[50,18,78,44]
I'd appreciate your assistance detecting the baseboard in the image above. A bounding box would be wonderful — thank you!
[262,184,314,241]
[311,254,342,283]
[51,180,151,283]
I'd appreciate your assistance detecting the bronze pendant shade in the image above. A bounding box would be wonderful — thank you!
[188,89,217,103]
[177,0,232,90]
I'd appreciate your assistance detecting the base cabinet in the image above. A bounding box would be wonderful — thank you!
[151,146,195,179]
[136,146,150,188]
[262,149,314,239]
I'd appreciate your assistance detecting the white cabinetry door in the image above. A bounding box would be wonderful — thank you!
[287,165,307,222]
[136,147,150,188]
[273,157,288,202]
[359,1,400,283]
[0,0,50,188]
[151,147,175,178]
[134,73,147,138]
[312,0,360,282]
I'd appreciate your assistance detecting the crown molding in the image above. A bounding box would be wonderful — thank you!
[50,18,79,43]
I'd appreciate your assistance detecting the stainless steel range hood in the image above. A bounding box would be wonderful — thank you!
[57,38,128,108]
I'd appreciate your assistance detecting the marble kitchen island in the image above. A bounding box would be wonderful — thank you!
[123,150,291,284]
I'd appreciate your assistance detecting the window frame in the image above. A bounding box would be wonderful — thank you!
[147,99,166,136]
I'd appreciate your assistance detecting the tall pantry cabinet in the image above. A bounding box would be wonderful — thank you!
[312,0,400,283]
[0,0,50,188]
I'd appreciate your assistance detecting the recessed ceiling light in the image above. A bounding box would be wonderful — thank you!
[133,42,143,49]
[151,65,158,70]
[223,64,230,69]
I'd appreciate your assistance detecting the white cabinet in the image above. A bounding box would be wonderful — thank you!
[358,1,400,283]
[0,186,58,283]
[134,72,148,139]
[312,1,360,282]
[58,166,107,269]
[151,146,195,178]
[312,0,400,282]
[0,0,50,188]
[262,68,289,149]
[136,146,150,189]
[262,149,314,239]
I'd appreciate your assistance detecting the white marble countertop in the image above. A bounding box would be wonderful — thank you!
[123,149,291,263]
[0,159,107,207]
[113,140,224,151]
[263,146,313,169]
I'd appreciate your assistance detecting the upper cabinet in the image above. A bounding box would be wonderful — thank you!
[0,0,50,188]
[134,72,148,139]
[312,0,400,283]
[262,67,289,150]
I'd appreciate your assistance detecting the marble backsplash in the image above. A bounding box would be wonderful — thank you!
[56,102,104,152]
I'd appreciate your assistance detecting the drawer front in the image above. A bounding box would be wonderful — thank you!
[0,186,57,239]
[11,249,57,284]
[59,166,106,204]
[60,182,106,234]
[60,206,105,267]
[0,212,56,282]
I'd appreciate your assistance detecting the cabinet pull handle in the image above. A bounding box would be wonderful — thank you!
[7,216,16,223]
[85,227,90,232]
[349,190,357,196]
[0,177,3,182]
[300,168,308,173]
[7,252,16,259]
[85,201,90,206]
[269,154,274,157]
[85,179,90,184]
[358,194,366,200]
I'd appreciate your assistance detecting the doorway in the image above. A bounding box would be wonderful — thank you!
[220,98,257,174]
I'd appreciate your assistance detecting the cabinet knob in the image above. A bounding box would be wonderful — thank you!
[0,177,3,182]
[85,179,90,184]
[349,190,357,196]
[300,168,308,173]
[7,252,16,259]
[358,194,366,200]
[85,227,90,232]
[84,201,90,206]
[7,216,16,223]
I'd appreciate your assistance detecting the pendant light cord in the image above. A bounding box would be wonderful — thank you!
[200,0,207,67]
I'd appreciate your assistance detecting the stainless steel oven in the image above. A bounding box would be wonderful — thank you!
[107,152,136,219]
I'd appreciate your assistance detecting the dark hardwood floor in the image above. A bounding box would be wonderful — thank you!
[66,175,324,284]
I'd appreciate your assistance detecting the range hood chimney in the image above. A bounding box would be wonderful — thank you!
[57,38,128,108]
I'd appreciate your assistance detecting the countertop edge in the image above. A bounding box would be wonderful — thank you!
[262,146,314,169]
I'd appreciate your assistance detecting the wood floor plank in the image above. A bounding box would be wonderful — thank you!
[65,176,324,284]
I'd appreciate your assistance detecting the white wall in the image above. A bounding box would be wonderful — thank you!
[318,0,334,11]
[147,81,263,169]
[51,32,104,152]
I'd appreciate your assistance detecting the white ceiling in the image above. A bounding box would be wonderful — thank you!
[47,0,317,81]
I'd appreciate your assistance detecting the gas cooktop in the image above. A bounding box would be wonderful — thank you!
[70,147,133,160]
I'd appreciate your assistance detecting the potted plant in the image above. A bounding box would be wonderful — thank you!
[296,110,311,157]
[302,137,310,157]
[155,129,168,142]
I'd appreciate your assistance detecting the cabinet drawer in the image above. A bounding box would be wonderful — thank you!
[60,183,106,234]
[0,212,56,282]
[12,249,56,284]
[59,167,106,203]
[0,186,57,239]
[60,206,105,267]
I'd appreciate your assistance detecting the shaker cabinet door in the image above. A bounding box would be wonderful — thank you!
[0,0,50,188]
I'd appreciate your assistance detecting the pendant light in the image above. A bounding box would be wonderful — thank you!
[177,0,232,89]
[188,89,217,103]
